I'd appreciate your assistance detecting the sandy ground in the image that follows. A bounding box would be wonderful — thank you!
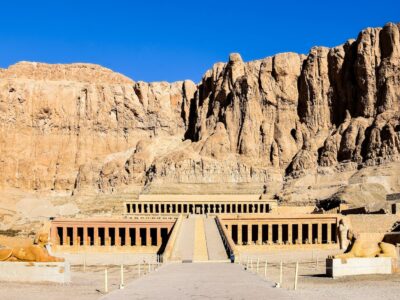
[0,263,158,300]
[1,250,400,300]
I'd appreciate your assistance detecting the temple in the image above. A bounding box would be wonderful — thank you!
[50,192,341,258]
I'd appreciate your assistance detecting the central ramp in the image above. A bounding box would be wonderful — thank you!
[204,216,229,261]
[193,216,209,262]
[171,216,228,262]
[171,216,195,262]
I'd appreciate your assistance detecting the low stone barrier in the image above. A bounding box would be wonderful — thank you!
[326,257,393,277]
[0,261,71,283]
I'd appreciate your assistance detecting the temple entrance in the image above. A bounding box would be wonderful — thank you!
[195,205,202,214]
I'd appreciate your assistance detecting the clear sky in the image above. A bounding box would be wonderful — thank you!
[0,0,399,83]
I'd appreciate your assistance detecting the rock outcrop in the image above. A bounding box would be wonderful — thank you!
[1,22,400,200]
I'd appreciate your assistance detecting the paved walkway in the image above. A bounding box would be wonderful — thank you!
[171,215,228,262]
[204,217,228,261]
[101,263,300,300]
[193,216,209,261]
[171,217,195,261]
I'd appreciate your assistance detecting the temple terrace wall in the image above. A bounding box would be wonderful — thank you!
[50,218,175,252]
[220,214,339,248]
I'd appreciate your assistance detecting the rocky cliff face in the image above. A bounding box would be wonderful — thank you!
[1,23,400,198]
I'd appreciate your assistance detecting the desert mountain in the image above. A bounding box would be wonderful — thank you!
[1,23,400,223]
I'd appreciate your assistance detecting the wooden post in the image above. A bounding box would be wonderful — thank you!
[256,258,260,273]
[119,264,124,289]
[264,259,267,278]
[294,262,299,290]
[104,268,108,293]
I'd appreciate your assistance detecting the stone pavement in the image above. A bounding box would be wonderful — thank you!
[101,262,302,300]
[171,217,195,261]
[171,215,228,262]
[193,216,209,261]
[204,216,229,261]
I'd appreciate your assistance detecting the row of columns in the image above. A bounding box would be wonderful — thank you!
[126,202,271,214]
[54,225,169,247]
[225,222,336,246]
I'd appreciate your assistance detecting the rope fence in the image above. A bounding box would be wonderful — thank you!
[72,253,165,294]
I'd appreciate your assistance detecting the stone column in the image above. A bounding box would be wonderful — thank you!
[125,227,131,246]
[278,224,282,244]
[116,228,121,246]
[202,204,205,214]
[298,224,303,244]
[146,227,151,246]
[317,223,322,244]
[83,226,88,246]
[73,226,78,247]
[62,227,67,246]
[288,224,293,244]
[105,227,110,246]
[268,224,272,244]
[327,223,332,244]
[136,228,141,246]
[247,224,252,245]
[50,225,57,245]
[237,224,242,245]
[308,223,313,244]
[257,224,262,245]
[94,227,99,246]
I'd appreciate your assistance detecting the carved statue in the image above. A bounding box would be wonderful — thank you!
[338,219,349,250]
[334,239,398,260]
[0,233,64,262]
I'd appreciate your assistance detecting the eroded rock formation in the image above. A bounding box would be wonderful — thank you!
[1,22,400,197]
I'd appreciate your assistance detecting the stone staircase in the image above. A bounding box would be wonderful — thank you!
[170,215,228,262]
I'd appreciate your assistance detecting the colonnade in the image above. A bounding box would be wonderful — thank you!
[224,220,337,246]
[125,202,271,215]
[51,222,173,248]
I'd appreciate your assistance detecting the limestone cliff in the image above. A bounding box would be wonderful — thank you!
[1,23,400,202]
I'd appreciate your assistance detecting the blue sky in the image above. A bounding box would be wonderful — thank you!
[0,0,399,83]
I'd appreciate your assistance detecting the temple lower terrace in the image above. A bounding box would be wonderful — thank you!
[51,218,175,251]
[221,215,338,246]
